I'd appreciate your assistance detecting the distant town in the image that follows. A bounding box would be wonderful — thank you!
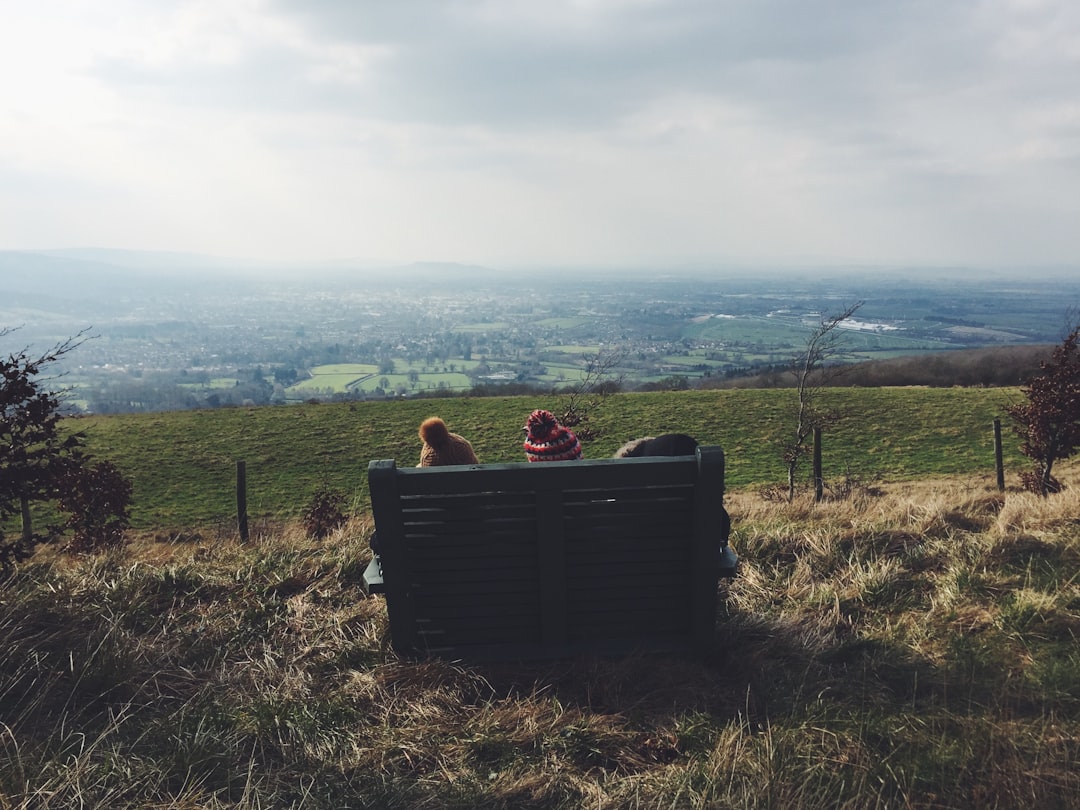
[3,250,1078,414]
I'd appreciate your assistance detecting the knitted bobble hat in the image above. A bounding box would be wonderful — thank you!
[523,409,583,462]
[418,417,479,467]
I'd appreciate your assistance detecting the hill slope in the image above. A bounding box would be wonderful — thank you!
[60,387,1026,530]
[4,467,1078,807]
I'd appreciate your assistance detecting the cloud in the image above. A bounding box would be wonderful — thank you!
[1,0,1078,266]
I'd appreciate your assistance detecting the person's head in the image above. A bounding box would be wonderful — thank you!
[615,433,698,458]
[418,416,479,467]
[523,409,582,462]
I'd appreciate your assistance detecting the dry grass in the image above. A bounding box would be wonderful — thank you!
[2,466,1079,808]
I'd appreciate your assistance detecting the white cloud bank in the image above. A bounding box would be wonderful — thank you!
[1,0,1078,269]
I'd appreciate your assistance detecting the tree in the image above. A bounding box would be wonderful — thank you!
[1007,321,1080,495]
[556,346,626,442]
[1,329,88,572]
[781,302,863,501]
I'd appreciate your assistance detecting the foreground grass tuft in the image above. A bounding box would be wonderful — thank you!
[3,467,1079,808]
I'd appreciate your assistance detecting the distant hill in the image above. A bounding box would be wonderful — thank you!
[1,249,511,295]
[1,250,144,299]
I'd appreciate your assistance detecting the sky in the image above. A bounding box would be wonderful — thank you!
[1,0,1078,270]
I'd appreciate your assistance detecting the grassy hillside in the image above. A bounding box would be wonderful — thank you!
[3,468,1078,808]
[64,387,1026,530]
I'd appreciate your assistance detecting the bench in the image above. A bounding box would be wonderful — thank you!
[363,446,736,661]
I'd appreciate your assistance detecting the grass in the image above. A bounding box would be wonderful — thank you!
[686,315,954,354]
[286,362,482,397]
[3,463,1078,808]
[37,387,1026,531]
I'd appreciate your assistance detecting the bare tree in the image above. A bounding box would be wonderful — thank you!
[557,345,626,442]
[782,302,863,501]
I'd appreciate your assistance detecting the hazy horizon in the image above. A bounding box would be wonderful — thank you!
[3,2,1079,271]
[3,246,1078,285]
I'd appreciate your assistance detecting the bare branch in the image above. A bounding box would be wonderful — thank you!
[781,301,863,500]
[557,345,626,441]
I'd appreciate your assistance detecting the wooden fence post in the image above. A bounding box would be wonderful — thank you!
[20,496,32,543]
[993,418,1005,492]
[236,460,249,542]
[813,427,823,502]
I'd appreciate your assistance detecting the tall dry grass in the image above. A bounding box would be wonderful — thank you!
[2,466,1079,808]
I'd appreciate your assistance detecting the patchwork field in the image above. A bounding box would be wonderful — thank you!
[286,361,481,398]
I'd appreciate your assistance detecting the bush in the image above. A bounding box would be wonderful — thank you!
[302,488,348,540]
[1007,324,1080,495]
[57,459,133,553]
[1,329,88,570]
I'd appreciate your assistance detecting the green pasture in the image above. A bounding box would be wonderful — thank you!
[653,355,726,370]
[684,315,809,345]
[535,317,590,329]
[286,362,476,396]
[450,322,508,332]
[286,363,377,395]
[305,363,381,376]
[685,315,951,353]
[534,362,590,384]
[54,387,1028,531]
[837,329,953,352]
[542,344,603,355]
[178,377,242,389]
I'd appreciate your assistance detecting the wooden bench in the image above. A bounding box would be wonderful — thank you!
[362,446,736,661]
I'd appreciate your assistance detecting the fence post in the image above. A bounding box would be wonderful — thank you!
[993,418,1005,492]
[20,496,32,543]
[236,460,249,542]
[813,427,823,502]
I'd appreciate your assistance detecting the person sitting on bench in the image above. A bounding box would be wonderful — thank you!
[522,409,583,462]
[417,416,479,467]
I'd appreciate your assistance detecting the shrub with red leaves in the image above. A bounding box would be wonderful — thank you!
[1007,325,1080,495]
[57,460,133,552]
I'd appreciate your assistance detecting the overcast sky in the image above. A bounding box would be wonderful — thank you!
[2,0,1078,270]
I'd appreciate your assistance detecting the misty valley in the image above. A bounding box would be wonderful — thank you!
[3,250,1078,414]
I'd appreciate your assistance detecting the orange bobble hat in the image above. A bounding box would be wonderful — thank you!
[523,409,583,462]
[418,417,479,467]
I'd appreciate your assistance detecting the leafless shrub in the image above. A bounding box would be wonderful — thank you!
[556,346,626,442]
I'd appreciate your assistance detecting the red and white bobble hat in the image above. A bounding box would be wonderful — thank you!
[523,409,583,462]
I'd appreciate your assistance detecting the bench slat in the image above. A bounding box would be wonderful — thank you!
[393,456,701,496]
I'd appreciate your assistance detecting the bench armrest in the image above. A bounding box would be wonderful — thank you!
[362,556,385,594]
[718,546,739,579]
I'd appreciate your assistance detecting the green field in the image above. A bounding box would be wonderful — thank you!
[686,315,953,354]
[449,322,509,332]
[285,363,380,395]
[542,344,604,354]
[535,317,590,329]
[51,387,1027,530]
[286,362,479,397]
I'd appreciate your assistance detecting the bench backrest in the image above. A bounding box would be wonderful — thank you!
[367,446,726,660]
